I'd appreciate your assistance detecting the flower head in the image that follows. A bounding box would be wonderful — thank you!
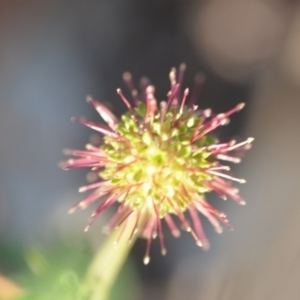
[61,64,253,264]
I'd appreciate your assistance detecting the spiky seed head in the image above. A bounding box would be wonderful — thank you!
[61,65,253,264]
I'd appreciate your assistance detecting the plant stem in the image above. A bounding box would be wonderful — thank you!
[79,217,138,300]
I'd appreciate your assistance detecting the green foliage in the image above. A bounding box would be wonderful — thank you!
[16,240,89,300]
[0,239,140,300]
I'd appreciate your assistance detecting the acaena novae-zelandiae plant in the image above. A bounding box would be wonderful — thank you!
[61,64,253,266]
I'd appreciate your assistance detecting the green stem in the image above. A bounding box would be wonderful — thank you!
[79,217,138,300]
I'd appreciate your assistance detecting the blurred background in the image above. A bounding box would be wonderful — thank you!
[0,0,300,299]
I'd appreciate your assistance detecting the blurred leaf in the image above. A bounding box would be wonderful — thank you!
[1,238,141,300]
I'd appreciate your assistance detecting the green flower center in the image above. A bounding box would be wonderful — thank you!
[100,103,216,217]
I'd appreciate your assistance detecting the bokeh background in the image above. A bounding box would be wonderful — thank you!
[1,0,300,299]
